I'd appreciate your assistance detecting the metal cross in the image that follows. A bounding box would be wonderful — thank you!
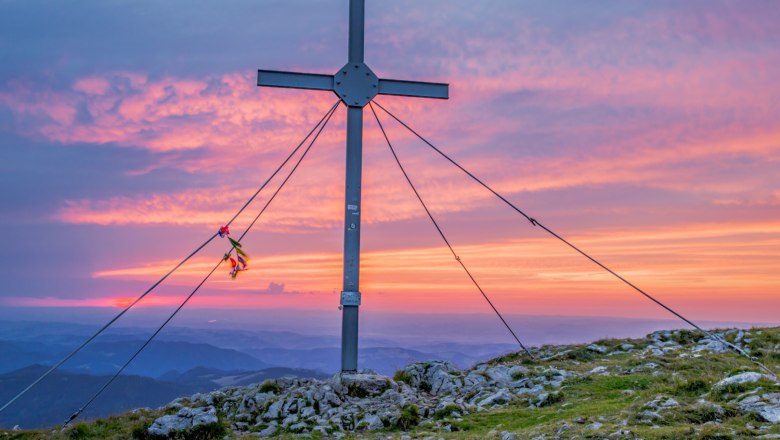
[257,0,449,372]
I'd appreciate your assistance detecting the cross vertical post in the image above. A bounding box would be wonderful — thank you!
[340,0,365,372]
[256,0,448,373]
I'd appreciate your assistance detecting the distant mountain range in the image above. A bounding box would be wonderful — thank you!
[158,366,329,390]
[247,345,506,374]
[0,364,327,429]
[0,320,520,378]
[0,339,271,377]
[0,365,191,429]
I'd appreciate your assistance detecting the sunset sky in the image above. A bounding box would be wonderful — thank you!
[1,0,778,327]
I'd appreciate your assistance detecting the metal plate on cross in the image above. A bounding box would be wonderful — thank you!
[340,290,361,306]
[333,62,379,107]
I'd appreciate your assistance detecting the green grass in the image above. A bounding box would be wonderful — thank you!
[404,327,780,440]
[396,405,420,430]
[392,370,413,385]
[258,380,282,394]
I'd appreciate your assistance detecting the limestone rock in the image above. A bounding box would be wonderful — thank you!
[739,393,780,424]
[485,365,513,383]
[694,338,730,354]
[478,388,514,407]
[148,406,218,437]
[586,421,603,430]
[360,414,384,430]
[336,372,392,396]
[643,396,679,412]
[715,372,775,389]
[402,360,462,395]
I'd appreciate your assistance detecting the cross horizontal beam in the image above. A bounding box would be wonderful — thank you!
[378,79,448,99]
[257,70,334,91]
[257,69,449,100]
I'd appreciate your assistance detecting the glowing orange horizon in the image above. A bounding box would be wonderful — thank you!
[5,218,774,322]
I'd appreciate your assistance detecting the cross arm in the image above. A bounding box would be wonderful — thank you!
[378,78,449,99]
[257,70,334,91]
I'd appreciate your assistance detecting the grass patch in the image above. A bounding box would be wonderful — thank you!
[563,347,597,362]
[347,383,369,398]
[673,378,710,396]
[667,329,700,346]
[432,404,462,420]
[679,405,723,424]
[258,380,281,394]
[393,370,413,385]
[61,412,154,440]
[538,391,564,407]
[588,375,653,393]
[396,404,420,430]
[712,378,778,401]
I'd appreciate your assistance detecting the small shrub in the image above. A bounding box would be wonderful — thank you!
[66,423,91,439]
[698,424,734,440]
[681,405,722,424]
[674,378,710,395]
[259,380,281,394]
[538,391,564,407]
[131,424,152,440]
[563,348,596,362]
[182,421,228,440]
[347,383,369,398]
[669,330,699,346]
[396,404,420,430]
[433,404,462,419]
[490,352,521,364]
[565,375,593,386]
[393,370,413,385]
[511,370,526,380]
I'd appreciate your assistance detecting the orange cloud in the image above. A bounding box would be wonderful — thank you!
[83,218,780,322]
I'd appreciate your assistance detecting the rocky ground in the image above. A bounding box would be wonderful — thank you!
[2,327,779,439]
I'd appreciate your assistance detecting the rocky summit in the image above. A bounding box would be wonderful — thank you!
[3,327,779,439]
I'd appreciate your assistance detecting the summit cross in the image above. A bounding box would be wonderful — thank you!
[257,0,449,372]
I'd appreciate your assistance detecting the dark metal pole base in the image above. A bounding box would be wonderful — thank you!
[340,305,359,371]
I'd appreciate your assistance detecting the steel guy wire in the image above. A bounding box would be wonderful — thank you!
[372,100,777,379]
[0,100,339,417]
[61,101,341,428]
[369,102,534,359]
